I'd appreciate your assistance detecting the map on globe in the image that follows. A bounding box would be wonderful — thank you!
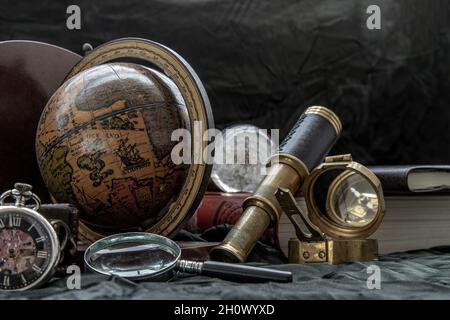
[36,63,190,231]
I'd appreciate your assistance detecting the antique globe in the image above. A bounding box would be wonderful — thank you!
[36,62,192,233]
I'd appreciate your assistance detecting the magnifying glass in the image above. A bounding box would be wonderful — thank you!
[84,232,292,283]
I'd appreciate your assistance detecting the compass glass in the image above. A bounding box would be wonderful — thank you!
[0,209,55,291]
[329,171,379,227]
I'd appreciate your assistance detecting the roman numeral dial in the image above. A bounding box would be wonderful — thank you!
[36,251,48,259]
[32,264,42,273]
[0,208,56,291]
[2,276,10,287]
[8,215,21,227]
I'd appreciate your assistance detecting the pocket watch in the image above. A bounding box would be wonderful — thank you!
[0,183,69,291]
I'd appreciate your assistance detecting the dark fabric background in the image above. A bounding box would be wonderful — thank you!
[1,0,450,165]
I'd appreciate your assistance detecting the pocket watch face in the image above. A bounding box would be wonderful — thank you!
[0,208,58,291]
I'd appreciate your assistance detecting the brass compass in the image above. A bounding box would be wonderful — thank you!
[275,154,385,264]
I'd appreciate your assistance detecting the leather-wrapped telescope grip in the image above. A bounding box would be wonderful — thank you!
[210,106,342,263]
[280,106,342,171]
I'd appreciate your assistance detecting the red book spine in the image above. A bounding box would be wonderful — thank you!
[186,192,279,248]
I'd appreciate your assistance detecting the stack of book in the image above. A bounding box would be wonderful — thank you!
[278,195,450,255]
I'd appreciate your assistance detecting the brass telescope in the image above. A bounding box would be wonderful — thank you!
[210,106,342,262]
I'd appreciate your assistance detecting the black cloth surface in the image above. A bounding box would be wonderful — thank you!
[1,228,450,300]
[2,248,450,300]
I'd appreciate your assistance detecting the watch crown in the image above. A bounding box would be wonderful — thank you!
[12,183,34,207]
[14,183,33,194]
[0,183,40,210]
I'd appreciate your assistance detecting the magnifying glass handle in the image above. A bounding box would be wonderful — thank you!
[177,260,292,283]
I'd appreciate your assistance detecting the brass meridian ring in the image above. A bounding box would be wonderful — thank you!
[64,38,214,243]
[304,106,342,137]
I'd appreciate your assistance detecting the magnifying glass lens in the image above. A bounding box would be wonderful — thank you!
[332,172,379,227]
[87,240,177,278]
